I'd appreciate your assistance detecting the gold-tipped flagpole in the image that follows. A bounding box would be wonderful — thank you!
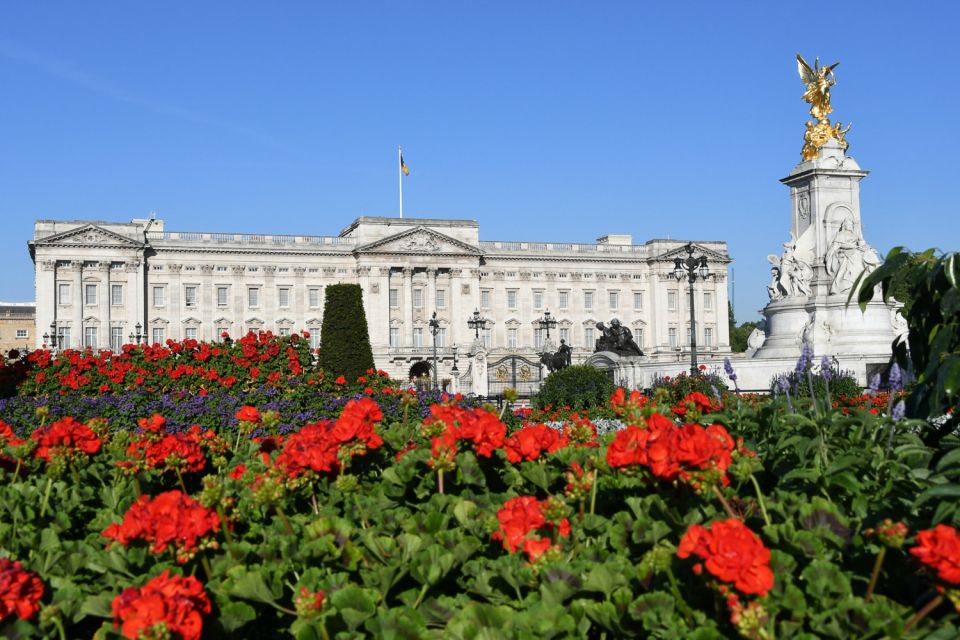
[398,145,404,218]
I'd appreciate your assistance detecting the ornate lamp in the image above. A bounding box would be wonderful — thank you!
[429,312,441,390]
[673,243,710,375]
[467,309,487,340]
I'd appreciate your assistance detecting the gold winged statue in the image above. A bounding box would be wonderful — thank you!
[797,54,851,161]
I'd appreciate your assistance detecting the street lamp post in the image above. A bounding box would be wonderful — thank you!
[129,322,144,346]
[673,243,709,376]
[467,309,487,341]
[537,309,557,349]
[451,345,459,373]
[429,311,441,390]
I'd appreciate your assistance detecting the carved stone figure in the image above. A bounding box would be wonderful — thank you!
[593,320,643,356]
[767,266,785,300]
[594,322,617,352]
[825,217,880,295]
[767,234,813,299]
[540,339,572,373]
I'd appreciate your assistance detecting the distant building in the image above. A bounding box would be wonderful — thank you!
[29,216,732,384]
[0,302,36,355]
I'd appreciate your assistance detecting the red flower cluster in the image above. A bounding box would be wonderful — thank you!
[30,416,102,462]
[274,398,384,479]
[0,558,44,622]
[910,524,960,585]
[504,424,569,463]
[112,570,211,640]
[864,518,909,548]
[103,491,221,564]
[492,496,570,562]
[677,518,774,596]
[422,404,506,458]
[235,406,261,423]
[124,428,210,474]
[606,413,738,487]
[0,420,26,472]
[672,391,722,419]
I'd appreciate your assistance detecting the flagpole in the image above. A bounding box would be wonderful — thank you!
[398,145,404,219]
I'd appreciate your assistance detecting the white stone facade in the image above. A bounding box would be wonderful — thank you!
[29,216,731,385]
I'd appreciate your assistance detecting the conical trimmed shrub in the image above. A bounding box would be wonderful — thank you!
[318,283,375,382]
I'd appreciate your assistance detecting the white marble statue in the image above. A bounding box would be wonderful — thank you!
[767,234,814,299]
[825,217,880,295]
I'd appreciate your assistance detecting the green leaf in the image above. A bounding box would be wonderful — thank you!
[915,483,960,508]
[226,567,282,605]
[330,585,378,631]
[935,446,960,472]
[218,602,257,633]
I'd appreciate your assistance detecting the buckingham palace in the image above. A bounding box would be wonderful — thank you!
[29,215,732,382]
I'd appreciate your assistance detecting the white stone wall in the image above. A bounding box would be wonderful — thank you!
[30,216,732,384]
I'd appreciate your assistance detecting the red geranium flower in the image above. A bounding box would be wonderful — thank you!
[910,524,960,585]
[329,398,384,449]
[0,558,44,621]
[103,491,221,564]
[504,423,569,463]
[138,414,167,434]
[335,376,346,385]
[111,570,211,640]
[30,416,101,462]
[678,518,774,596]
[492,495,570,561]
[235,406,262,423]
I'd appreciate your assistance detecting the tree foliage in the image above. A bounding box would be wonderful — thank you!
[728,302,761,353]
[534,364,615,411]
[856,247,959,445]
[318,284,375,382]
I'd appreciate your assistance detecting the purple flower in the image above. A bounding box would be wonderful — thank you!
[776,376,790,394]
[723,357,737,381]
[866,373,881,397]
[795,343,814,375]
[888,363,902,392]
[891,400,906,422]
[820,355,833,380]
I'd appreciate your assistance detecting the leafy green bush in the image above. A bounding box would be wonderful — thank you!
[534,364,615,411]
[650,370,728,403]
[318,283,375,382]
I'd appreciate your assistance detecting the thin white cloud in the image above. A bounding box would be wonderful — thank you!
[0,36,284,149]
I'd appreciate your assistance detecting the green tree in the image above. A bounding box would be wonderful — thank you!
[857,247,959,445]
[728,301,760,353]
[318,283,375,382]
[534,365,615,411]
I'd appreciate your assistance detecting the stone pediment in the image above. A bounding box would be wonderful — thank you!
[356,226,481,256]
[655,244,729,263]
[34,224,144,249]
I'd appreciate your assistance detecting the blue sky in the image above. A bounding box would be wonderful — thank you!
[1,2,958,321]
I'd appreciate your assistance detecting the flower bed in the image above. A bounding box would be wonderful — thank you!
[2,373,959,638]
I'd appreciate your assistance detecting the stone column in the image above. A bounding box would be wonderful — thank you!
[200,265,215,341]
[97,262,111,350]
[36,260,56,349]
[71,261,83,348]
[167,263,183,341]
[125,261,141,343]
[402,267,413,346]
[232,265,246,338]
[370,266,390,351]
[426,267,438,318]
[450,268,463,349]
[263,265,276,333]
[294,267,306,333]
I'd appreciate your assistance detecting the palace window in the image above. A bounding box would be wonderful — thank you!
[84,326,97,349]
[668,291,677,312]
[669,327,678,347]
[558,290,569,310]
[633,292,643,310]
[389,327,399,348]
[57,327,71,349]
[413,288,423,308]
[584,327,595,348]
[436,288,446,308]
[534,328,544,349]
[481,289,492,308]
[110,327,123,352]
[184,286,198,307]
[153,286,165,307]
[389,288,399,308]
[309,288,322,308]
[185,327,198,340]
[508,328,518,349]
[16,329,28,339]
[413,327,424,348]
[278,287,290,308]
[584,291,594,310]
[309,331,321,350]
[533,291,544,309]
[483,328,492,348]
[217,286,229,307]
[85,284,97,306]
[507,290,518,310]
[437,327,447,348]
[111,284,123,306]
[608,291,619,310]
[704,292,713,311]
[559,327,569,344]
[248,287,260,307]
[152,327,165,345]
[278,327,291,337]
[704,326,714,347]
[58,283,71,305]
[636,327,644,347]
